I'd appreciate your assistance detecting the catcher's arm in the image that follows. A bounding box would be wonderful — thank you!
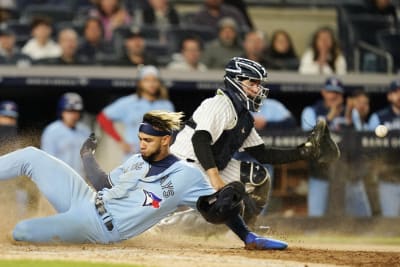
[192,130,225,190]
[245,119,340,164]
[80,133,112,191]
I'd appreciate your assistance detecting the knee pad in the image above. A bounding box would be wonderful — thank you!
[240,161,270,187]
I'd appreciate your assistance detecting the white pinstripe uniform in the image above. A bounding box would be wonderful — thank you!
[171,89,264,183]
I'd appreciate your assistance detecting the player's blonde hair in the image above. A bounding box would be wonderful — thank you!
[143,110,184,132]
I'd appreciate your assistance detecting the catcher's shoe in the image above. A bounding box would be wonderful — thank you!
[244,232,288,250]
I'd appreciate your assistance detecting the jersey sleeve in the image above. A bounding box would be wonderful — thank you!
[108,164,124,186]
[103,96,132,122]
[178,166,215,209]
[40,126,58,156]
[193,95,235,144]
[241,128,264,149]
[368,113,380,131]
[301,106,317,131]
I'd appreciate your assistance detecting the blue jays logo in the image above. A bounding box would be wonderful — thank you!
[142,189,162,208]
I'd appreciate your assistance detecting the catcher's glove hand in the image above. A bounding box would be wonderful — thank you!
[80,133,98,157]
[299,119,340,163]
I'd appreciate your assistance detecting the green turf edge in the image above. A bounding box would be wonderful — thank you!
[0,259,148,267]
[284,234,400,245]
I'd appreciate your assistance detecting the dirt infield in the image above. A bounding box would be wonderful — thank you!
[0,231,399,267]
[1,180,400,267]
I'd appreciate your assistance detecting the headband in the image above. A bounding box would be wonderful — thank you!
[139,122,171,136]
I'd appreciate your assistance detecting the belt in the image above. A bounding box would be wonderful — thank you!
[95,193,114,231]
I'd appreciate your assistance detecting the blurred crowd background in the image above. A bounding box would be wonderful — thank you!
[0,0,400,220]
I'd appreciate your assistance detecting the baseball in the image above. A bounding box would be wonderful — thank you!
[375,125,388,138]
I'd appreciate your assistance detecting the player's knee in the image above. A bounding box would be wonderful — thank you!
[13,221,33,242]
[22,146,48,161]
[240,161,270,186]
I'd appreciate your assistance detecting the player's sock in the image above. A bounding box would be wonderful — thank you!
[225,214,250,242]
[245,232,288,250]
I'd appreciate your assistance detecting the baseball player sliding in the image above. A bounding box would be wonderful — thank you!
[171,57,340,224]
[0,110,287,249]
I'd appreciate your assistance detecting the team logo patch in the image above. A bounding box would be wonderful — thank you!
[142,189,162,208]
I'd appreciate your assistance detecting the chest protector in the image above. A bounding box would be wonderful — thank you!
[211,89,254,170]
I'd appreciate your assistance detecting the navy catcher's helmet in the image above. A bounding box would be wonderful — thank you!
[57,92,83,113]
[224,57,269,112]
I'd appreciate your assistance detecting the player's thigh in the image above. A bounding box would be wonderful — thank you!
[219,159,241,183]
[21,147,93,212]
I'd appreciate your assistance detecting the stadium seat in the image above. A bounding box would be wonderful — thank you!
[348,15,393,46]
[377,30,400,73]
[166,25,218,52]
[146,41,172,66]
[19,4,74,24]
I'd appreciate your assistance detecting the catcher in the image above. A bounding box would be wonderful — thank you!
[171,57,340,224]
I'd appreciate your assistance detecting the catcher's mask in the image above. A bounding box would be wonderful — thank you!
[196,181,245,224]
[224,57,269,112]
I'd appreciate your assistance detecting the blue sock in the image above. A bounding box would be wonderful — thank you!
[225,214,250,242]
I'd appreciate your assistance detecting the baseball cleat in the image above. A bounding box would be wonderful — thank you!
[244,232,288,250]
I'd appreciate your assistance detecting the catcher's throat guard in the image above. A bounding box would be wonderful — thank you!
[197,181,245,224]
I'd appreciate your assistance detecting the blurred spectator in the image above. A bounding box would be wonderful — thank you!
[21,16,61,61]
[0,100,18,136]
[89,0,131,41]
[253,98,297,130]
[115,28,157,66]
[265,29,299,71]
[142,0,179,27]
[41,92,91,177]
[299,27,347,75]
[167,36,207,71]
[344,89,371,130]
[369,79,400,130]
[367,79,400,217]
[366,0,398,26]
[0,0,16,23]
[202,17,243,69]
[0,26,32,66]
[302,77,346,131]
[224,0,253,29]
[241,30,269,69]
[343,89,373,217]
[301,77,346,217]
[77,17,113,64]
[39,28,88,65]
[191,0,248,31]
[97,65,174,159]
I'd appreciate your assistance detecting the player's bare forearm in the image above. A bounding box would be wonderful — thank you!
[206,167,225,190]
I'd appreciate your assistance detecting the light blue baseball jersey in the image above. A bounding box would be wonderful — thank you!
[0,147,214,243]
[41,120,91,176]
[103,95,174,154]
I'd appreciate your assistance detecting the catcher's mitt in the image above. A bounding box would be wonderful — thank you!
[299,119,340,163]
[197,181,245,224]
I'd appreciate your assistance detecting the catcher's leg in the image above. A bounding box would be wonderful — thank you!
[0,147,93,213]
[220,159,271,225]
